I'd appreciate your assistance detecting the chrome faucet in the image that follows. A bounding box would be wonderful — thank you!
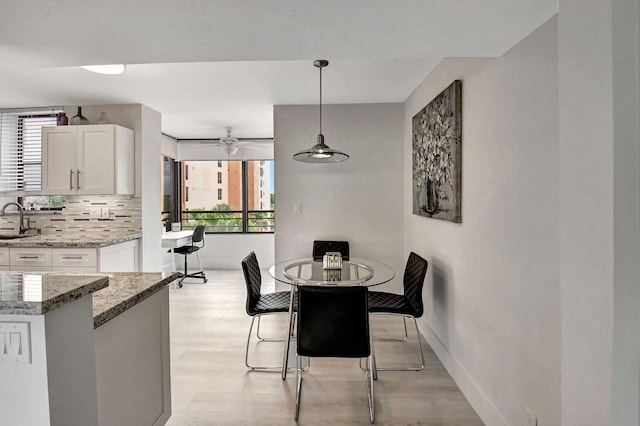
[0,202,29,234]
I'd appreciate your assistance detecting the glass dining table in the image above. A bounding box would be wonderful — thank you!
[269,257,396,379]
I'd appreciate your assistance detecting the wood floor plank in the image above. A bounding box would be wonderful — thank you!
[166,270,484,425]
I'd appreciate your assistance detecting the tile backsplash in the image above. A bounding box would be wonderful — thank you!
[0,195,141,236]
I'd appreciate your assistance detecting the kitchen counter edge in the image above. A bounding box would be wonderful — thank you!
[93,272,179,328]
[0,233,142,248]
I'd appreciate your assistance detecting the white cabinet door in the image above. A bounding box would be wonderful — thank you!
[77,126,116,195]
[41,124,134,196]
[0,248,10,267]
[10,248,52,269]
[42,127,77,195]
[52,248,98,270]
[99,240,139,272]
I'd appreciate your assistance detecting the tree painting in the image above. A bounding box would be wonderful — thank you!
[412,80,462,223]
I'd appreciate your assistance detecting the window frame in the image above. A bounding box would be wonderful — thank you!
[178,159,274,234]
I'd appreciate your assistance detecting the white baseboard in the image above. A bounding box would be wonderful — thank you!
[421,322,508,426]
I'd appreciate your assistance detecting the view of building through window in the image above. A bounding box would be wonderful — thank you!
[180,160,274,233]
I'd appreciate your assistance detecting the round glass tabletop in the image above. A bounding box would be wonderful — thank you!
[269,257,395,287]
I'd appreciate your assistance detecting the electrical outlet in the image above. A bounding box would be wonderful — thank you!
[90,208,101,219]
[293,202,302,215]
[100,207,110,219]
[525,407,537,426]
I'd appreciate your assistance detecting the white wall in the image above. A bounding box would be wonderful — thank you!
[140,105,162,271]
[160,133,178,159]
[404,17,560,426]
[172,233,274,271]
[559,0,640,424]
[274,103,405,293]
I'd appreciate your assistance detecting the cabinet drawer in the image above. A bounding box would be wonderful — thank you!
[10,248,52,268]
[0,248,9,266]
[52,248,97,268]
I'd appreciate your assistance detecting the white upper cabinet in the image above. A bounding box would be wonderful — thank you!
[42,124,134,195]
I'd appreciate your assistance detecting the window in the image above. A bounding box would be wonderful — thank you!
[0,111,58,194]
[179,160,274,233]
[161,155,179,230]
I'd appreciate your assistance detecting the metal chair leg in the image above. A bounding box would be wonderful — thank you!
[244,316,258,369]
[294,354,302,421]
[366,354,375,423]
[246,314,297,371]
[374,315,425,371]
[373,315,409,342]
[282,286,295,380]
[257,314,297,342]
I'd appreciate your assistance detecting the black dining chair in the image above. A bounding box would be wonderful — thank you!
[312,240,350,261]
[174,224,208,287]
[295,285,375,423]
[367,251,428,371]
[242,251,295,371]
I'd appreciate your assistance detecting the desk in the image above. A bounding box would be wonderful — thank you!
[269,257,395,379]
[161,231,193,273]
[161,230,193,248]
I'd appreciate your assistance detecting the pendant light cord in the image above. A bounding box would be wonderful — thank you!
[319,64,323,135]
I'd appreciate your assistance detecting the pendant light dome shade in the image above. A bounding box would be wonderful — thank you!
[293,60,349,163]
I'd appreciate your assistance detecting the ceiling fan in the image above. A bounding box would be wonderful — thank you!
[217,127,242,155]
[181,127,272,156]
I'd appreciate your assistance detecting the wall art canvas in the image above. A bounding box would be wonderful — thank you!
[412,80,462,223]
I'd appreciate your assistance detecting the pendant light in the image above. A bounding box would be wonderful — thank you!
[293,60,349,163]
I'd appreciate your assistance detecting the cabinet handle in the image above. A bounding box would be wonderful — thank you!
[70,169,74,190]
[76,169,80,190]
[62,256,83,260]
[18,256,40,259]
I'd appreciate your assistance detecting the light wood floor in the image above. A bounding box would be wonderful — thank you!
[166,270,483,426]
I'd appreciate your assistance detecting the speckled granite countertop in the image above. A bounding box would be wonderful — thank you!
[0,232,141,248]
[0,273,109,315]
[0,271,179,328]
[92,272,179,328]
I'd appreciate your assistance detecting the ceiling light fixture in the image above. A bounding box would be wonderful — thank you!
[80,64,126,75]
[293,59,349,163]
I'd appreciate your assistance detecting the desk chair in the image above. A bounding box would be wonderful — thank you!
[312,240,350,261]
[174,224,208,288]
[242,251,294,371]
[367,251,428,371]
[295,285,375,423]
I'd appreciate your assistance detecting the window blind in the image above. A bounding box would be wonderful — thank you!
[0,111,58,194]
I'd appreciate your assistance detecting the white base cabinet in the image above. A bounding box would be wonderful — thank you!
[99,240,139,272]
[95,287,171,426]
[0,240,140,272]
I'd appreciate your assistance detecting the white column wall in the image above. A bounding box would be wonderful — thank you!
[140,105,162,271]
[404,17,560,425]
[559,0,640,424]
[274,103,405,293]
